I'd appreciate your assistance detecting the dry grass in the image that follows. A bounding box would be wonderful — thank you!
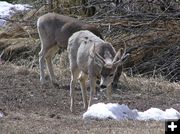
[121,73,180,92]
[0,118,165,134]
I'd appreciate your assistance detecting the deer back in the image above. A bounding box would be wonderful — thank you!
[68,30,116,76]
[37,13,103,48]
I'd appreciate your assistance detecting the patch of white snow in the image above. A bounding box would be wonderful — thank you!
[83,103,180,121]
[0,1,31,26]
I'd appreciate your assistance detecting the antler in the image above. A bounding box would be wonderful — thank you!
[113,42,129,65]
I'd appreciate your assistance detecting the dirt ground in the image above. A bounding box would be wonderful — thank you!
[0,63,179,134]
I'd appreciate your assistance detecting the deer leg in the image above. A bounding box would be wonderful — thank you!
[88,76,97,107]
[45,46,58,85]
[106,84,112,102]
[45,56,55,84]
[70,68,79,112]
[78,71,88,110]
[39,48,46,85]
[112,65,122,89]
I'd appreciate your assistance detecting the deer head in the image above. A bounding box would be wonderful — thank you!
[90,43,129,89]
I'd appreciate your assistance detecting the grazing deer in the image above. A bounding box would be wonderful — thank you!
[68,30,129,112]
[37,13,103,85]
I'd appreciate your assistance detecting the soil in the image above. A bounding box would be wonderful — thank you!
[0,63,179,134]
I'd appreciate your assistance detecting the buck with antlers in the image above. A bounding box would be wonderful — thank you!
[68,30,129,112]
[37,13,123,89]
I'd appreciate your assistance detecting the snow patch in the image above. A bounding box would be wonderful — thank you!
[83,103,180,121]
[0,1,31,26]
[0,112,4,118]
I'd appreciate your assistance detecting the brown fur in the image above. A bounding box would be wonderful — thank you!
[37,13,103,85]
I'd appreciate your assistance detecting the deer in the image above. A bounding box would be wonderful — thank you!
[37,13,103,86]
[67,30,129,112]
[37,13,122,89]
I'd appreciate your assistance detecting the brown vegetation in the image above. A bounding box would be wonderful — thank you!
[0,0,180,133]
[1,0,180,81]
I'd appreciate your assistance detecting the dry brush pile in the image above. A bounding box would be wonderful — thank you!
[95,15,180,82]
[83,0,180,82]
[0,0,180,82]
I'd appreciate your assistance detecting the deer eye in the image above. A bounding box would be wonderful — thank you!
[109,74,113,77]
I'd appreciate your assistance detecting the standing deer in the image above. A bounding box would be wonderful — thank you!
[37,13,122,89]
[37,13,103,86]
[68,30,129,112]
